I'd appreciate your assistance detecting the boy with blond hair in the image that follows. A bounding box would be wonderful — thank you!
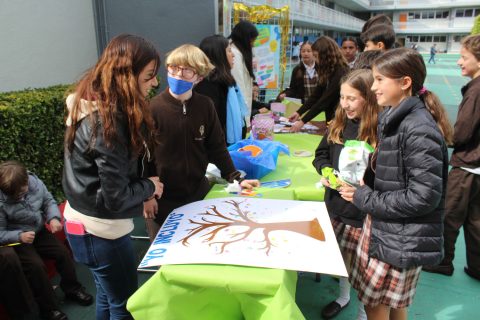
[144,44,259,240]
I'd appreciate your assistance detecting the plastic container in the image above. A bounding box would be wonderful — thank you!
[251,113,274,140]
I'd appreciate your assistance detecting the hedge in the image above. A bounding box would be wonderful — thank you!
[0,85,72,201]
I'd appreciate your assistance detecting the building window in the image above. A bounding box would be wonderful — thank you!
[433,35,447,42]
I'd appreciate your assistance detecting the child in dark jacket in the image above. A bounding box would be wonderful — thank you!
[0,161,92,320]
[313,69,381,320]
[145,44,259,241]
[423,34,480,280]
[340,48,453,319]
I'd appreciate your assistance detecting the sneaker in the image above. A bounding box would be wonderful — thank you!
[65,287,93,306]
[422,263,454,276]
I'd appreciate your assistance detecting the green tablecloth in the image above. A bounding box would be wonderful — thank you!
[127,264,303,320]
[206,133,324,201]
[127,133,324,320]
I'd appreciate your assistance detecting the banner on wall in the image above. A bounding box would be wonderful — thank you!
[139,197,348,277]
[253,24,281,89]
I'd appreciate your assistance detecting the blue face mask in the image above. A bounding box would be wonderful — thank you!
[167,76,194,95]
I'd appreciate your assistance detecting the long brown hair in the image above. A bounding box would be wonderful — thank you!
[65,34,160,154]
[372,48,453,144]
[328,69,381,147]
[312,36,348,85]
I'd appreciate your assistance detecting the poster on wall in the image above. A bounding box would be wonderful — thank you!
[139,197,348,277]
[253,24,281,89]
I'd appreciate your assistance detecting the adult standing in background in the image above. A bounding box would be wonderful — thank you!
[429,43,437,64]
[229,20,259,127]
[63,34,164,320]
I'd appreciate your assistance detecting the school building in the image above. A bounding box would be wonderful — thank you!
[236,0,479,52]
[1,0,479,92]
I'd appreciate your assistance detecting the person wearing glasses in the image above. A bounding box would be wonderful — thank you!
[144,44,259,241]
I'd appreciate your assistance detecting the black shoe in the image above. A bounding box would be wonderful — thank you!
[321,301,349,319]
[464,267,480,281]
[422,263,454,276]
[65,287,93,306]
[41,310,68,320]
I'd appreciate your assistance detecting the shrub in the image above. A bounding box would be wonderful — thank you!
[0,85,71,201]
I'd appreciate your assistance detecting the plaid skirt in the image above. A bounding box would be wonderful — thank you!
[349,215,422,308]
[331,217,362,260]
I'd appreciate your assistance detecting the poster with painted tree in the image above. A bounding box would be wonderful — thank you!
[139,197,348,277]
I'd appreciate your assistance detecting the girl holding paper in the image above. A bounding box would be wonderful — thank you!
[313,69,381,320]
[340,48,452,320]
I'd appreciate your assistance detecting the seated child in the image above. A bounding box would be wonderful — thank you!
[251,82,271,119]
[0,161,93,320]
[0,246,36,319]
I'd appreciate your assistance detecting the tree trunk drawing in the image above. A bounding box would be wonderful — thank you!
[179,199,325,255]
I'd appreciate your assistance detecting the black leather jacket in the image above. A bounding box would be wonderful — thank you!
[353,97,448,268]
[63,111,155,219]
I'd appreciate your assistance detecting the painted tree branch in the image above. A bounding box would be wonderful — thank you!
[178,200,325,255]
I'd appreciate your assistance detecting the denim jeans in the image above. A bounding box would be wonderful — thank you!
[65,231,137,320]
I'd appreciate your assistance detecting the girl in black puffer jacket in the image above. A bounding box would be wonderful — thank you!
[339,48,453,319]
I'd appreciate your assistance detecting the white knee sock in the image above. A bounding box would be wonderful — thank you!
[357,303,367,320]
[335,277,350,307]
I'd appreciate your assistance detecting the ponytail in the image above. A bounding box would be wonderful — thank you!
[419,90,453,145]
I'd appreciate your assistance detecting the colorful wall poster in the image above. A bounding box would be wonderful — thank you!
[253,24,281,89]
[139,197,348,277]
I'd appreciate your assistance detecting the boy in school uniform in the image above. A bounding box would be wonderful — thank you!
[423,35,480,280]
[144,44,259,241]
[360,24,396,52]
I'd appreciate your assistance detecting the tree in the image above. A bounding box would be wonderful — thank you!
[179,199,325,255]
[472,15,480,35]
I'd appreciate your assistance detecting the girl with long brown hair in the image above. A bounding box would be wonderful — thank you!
[313,69,380,320]
[289,36,349,132]
[63,34,163,319]
[340,47,452,320]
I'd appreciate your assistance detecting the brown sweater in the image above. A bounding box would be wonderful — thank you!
[450,76,480,168]
[148,89,241,221]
